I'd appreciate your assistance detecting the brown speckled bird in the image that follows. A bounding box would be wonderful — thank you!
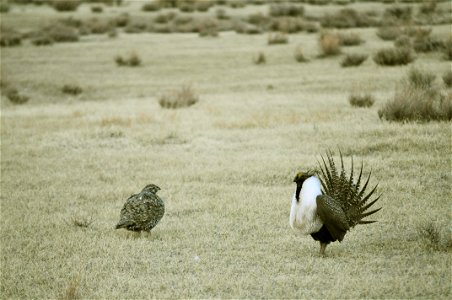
[115,184,165,233]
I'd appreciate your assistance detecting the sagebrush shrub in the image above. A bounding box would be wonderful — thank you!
[269,17,304,34]
[32,35,54,46]
[115,52,141,67]
[6,88,29,104]
[253,52,266,65]
[341,53,368,67]
[320,8,378,28]
[0,32,22,47]
[43,24,79,42]
[378,70,451,122]
[268,32,288,45]
[52,0,81,12]
[376,26,403,41]
[394,35,412,48]
[407,68,435,89]
[318,31,341,56]
[269,4,304,17]
[373,47,415,66]
[417,222,452,252]
[62,84,83,95]
[294,46,308,63]
[0,2,10,13]
[338,32,363,46]
[142,2,161,12]
[442,70,452,88]
[349,93,375,107]
[198,19,219,37]
[91,5,103,13]
[442,38,452,60]
[159,86,199,109]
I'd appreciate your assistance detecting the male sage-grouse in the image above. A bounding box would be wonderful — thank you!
[290,151,382,256]
[115,184,165,233]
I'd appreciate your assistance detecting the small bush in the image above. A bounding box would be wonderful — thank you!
[159,86,199,109]
[0,32,22,47]
[318,31,341,56]
[413,35,445,53]
[195,1,213,12]
[442,70,452,88]
[383,5,412,22]
[142,2,160,12]
[115,52,141,67]
[269,17,304,34]
[154,12,176,24]
[320,8,378,29]
[341,53,368,67]
[294,46,308,63]
[443,39,452,60]
[84,18,114,34]
[235,23,261,35]
[216,8,228,20]
[114,13,129,27]
[269,4,304,17]
[124,21,147,34]
[62,84,83,95]
[253,52,266,65]
[268,32,288,45]
[91,5,103,13]
[67,215,93,228]
[198,19,219,37]
[394,35,412,48]
[407,68,435,89]
[43,24,79,42]
[6,88,29,104]
[378,70,451,122]
[338,32,363,46]
[376,26,403,41]
[417,222,452,252]
[32,35,54,46]
[52,0,81,12]
[349,93,375,107]
[303,22,319,33]
[373,47,415,66]
[0,2,10,13]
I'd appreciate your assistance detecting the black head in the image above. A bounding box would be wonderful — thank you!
[142,184,161,194]
[293,171,314,186]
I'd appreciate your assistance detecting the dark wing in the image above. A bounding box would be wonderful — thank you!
[316,194,350,242]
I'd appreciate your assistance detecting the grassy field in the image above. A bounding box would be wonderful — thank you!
[1,1,451,299]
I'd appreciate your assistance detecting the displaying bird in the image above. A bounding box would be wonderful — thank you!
[115,184,165,233]
[290,151,382,256]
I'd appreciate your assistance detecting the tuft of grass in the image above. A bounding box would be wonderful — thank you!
[341,53,368,67]
[159,86,199,109]
[6,88,29,104]
[253,52,266,65]
[349,93,375,107]
[373,47,415,66]
[376,26,403,41]
[379,70,451,122]
[442,70,452,88]
[41,24,79,43]
[267,32,288,45]
[198,19,219,38]
[318,31,341,56]
[294,45,308,63]
[417,222,452,252]
[68,215,94,228]
[62,84,83,96]
[115,52,141,67]
[394,35,412,48]
[63,274,81,300]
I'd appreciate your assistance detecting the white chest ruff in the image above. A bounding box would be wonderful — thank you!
[289,176,323,235]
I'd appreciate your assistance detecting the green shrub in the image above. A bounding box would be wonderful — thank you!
[91,5,103,13]
[0,2,10,13]
[349,93,375,107]
[338,32,364,46]
[268,32,288,45]
[378,70,451,122]
[253,52,266,65]
[52,0,81,12]
[6,88,29,104]
[0,31,22,47]
[376,26,403,41]
[407,68,435,89]
[115,52,141,67]
[394,35,412,48]
[442,70,452,88]
[373,47,415,66]
[269,4,304,17]
[320,8,378,28]
[159,86,199,109]
[341,53,368,67]
[62,84,83,95]
[318,31,341,56]
[294,45,308,62]
[142,2,161,12]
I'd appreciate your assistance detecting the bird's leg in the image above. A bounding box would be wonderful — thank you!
[319,242,327,257]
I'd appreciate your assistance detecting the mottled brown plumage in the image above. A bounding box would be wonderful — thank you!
[115,184,165,232]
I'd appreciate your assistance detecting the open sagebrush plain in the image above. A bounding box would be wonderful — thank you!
[1,1,451,299]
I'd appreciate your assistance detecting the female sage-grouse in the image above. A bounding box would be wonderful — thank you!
[115,184,165,233]
[290,151,382,256]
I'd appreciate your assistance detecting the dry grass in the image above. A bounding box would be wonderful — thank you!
[1,3,451,299]
[159,85,199,109]
[318,31,341,56]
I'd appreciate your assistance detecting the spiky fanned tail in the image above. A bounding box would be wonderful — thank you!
[317,150,382,228]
